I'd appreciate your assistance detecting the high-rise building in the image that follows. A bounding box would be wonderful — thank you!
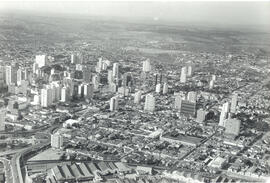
[180,67,187,83]
[82,67,91,83]
[196,109,206,123]
[163,83,168,94]
[92,75,100,90]
[142,59,151,72]
[78,84,84,98]
[84,83,94,99]
[109,83,117,93]
[179,100,196,116]
[17,69,25,86]
[50,84,61,102]
[219,102,230,127]
[155,83,161,93]
[0,66,5,89]
[187,91,197,103]
[71,54,76,64]
[5,65,17,85]
[118,87,129,96]
[230,93,238,113]
[154,73,163,85]
[209,80,214,89]
[19,80,29,95]
[122,73,133,87]
[223,102,230,113]
[51,133,63,149]
[187,65,193,77]
[110,96,119,111]
[212,75,216,81]
[174,94,183,109]
[32,63,39,75]
[71,53,82,64]
[0,109,6,131]
[35,55,48,68]
[102,62,107,71]
[113,63,119,78]
[134,91,142,104]
[224,118,241,137]
[144,94,155,112]
[107,70,113,84]
[96,57,103,72]
[61,87,70,102]
[41,88,53,107]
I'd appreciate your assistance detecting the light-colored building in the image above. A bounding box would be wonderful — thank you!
[71,53,82,64]
[196,109,206,123]
[180,66,187,83]
[155,83,161,93]
[209,79,214,89]
[110,96,119,111]
[230,93,238,113]
[144,94,155,112]
[187,91,197,103]
[0,109,6,131]
[51,133,63,149]
[224,118,241,136]
[134,91,142,104]
[187,65,192,77]
[219,102,230,127]
[84,83,94,99]
[212,74,216,81]
[118,87,129,96]
[5,65,17,85]
[174,95,182,109]
[107,70,113,84]
[75,64,83,71]
[142,59,151,72]
[92,75,100,90]
[163,83,168,94]
[41,88,53,107]
[0,66,5,89]
[35,55,48,68]
[61,87,70,102]
[208,157,226,169]
[78,84,84,98]
[112,63,119,78]
[16,69,24,86]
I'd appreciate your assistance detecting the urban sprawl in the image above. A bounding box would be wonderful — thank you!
[0,39,270,183]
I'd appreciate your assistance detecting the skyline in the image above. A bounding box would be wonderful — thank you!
[0,1,270,182]
[0,1,270,29]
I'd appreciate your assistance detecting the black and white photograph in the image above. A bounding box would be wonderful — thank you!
[0,0,270,182]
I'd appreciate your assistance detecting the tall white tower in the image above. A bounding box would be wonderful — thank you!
[180,67,187,83]
[113,63,119,78]
[142,59,151,72]
[110,96,119,111]
[144,94,155,112]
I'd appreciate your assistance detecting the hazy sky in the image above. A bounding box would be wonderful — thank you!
[0,1,270,27]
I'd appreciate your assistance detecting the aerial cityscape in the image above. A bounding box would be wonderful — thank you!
[0,1,270,183]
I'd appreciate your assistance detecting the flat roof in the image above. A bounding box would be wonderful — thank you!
[28,148,63,161]
[162,134,203,145]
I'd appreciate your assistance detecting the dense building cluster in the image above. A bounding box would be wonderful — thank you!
[0,11,270,183]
